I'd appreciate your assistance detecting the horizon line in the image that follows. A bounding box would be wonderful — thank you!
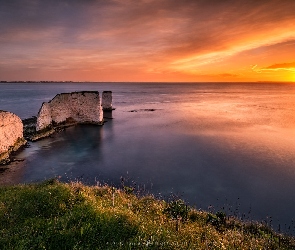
[1,80,295,84]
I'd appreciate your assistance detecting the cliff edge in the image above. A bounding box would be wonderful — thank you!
[0,111,26,164]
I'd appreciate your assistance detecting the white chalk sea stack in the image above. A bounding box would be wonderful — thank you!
[102,91,113,111]
[36,91,103,131]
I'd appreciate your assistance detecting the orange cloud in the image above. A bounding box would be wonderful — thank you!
[218,73,239,78]
[1,0,295,82]
[265,62,295,71]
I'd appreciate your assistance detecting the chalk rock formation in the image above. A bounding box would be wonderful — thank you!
[102,91,113,111]
[0,111,26,164]
[36,91,103,131]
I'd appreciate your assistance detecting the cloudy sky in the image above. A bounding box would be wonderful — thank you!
[1,0,295,82]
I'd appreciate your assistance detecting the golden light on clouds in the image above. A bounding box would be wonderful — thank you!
[0,0,295,82]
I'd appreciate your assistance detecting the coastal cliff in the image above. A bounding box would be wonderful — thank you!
[1,91,113,158]
[0,111,26,164]
[36,91,104,132]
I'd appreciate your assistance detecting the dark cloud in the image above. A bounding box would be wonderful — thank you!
[0,0,114,41]
[1,0,294,46]
[1,0,294,34]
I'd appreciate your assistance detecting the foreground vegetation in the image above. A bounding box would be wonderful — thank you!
[0,180,294,249]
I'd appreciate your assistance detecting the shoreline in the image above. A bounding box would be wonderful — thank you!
[0,116,110,186]
[0,159,25,186]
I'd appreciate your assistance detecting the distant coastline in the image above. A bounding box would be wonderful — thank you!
[0,81,74,83]
[1,80,294,84]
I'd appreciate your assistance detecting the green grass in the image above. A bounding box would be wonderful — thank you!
[0,179,294,249]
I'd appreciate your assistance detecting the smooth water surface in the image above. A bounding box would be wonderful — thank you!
[1,82,295,233]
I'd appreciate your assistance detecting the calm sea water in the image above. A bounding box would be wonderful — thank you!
[1,82,295,233]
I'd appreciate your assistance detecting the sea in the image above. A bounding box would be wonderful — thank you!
[1,82,295,234]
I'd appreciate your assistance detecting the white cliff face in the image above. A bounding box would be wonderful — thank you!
[36,91,103,131]
[36,102,52,131]
[0,111,25,162]
[102,91,112,111]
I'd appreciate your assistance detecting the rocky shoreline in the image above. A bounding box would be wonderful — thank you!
[23,116,68,142]
[0,91,113,169]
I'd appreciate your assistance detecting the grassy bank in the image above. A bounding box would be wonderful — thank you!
[0,180,294,249]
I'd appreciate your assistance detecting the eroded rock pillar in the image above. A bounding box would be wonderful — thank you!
[102,91,113,111]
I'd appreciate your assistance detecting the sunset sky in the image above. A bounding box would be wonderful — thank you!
[1,0,295,82]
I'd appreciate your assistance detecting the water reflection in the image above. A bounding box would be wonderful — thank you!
[21,125,104,183]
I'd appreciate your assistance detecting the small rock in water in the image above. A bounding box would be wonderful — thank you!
[128,109,156,112]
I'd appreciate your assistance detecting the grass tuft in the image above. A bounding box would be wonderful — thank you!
[0,180,294,249]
